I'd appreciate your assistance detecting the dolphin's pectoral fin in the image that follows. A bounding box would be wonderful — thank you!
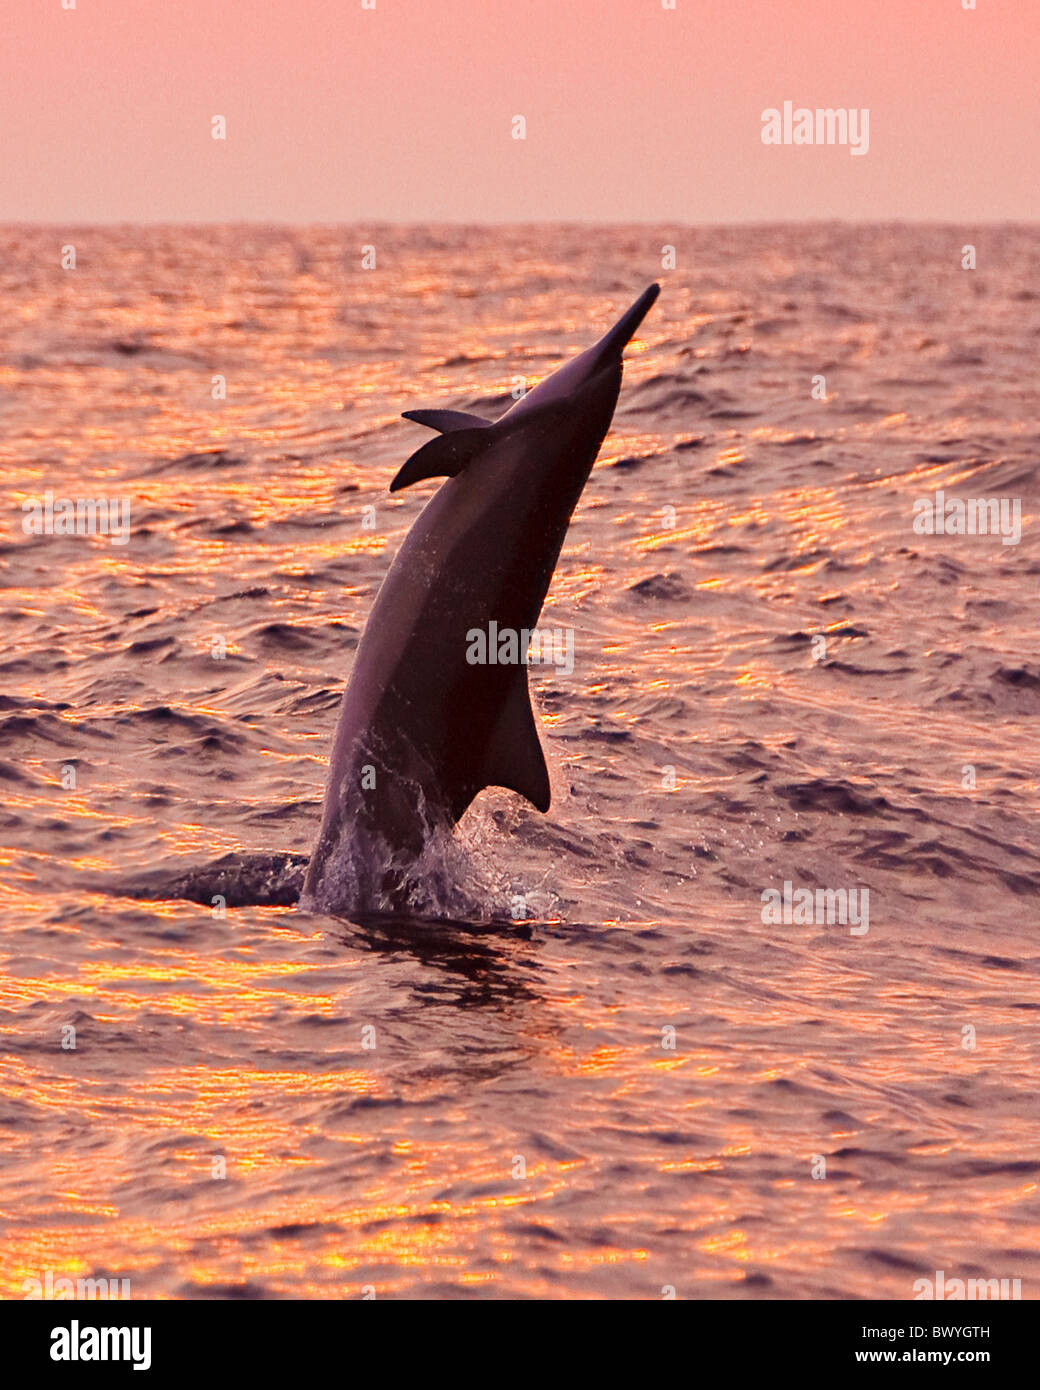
[402,409,492,434]
[480,674,551,813]
[390,426,496,492]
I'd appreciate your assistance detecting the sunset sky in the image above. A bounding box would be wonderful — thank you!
[5,0,1037,223]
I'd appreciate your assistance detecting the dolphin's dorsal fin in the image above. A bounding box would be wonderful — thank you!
[389,425,496,492]
[480,673,551,812]
[402,409,492,434]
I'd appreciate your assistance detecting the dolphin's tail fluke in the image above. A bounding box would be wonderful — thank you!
[112,851,309,907]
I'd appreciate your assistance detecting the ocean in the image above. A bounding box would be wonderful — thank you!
[1,222,1038,1298]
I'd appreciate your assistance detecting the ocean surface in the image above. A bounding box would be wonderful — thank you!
[1,223,1039,1300]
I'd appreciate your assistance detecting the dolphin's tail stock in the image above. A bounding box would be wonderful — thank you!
[113,851,310,908]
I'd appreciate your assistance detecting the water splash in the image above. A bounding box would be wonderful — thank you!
[299,787,563,921]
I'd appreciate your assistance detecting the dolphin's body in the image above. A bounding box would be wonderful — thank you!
[300,284,660,913]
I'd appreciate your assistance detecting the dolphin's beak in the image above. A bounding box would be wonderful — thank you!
[493,281,661,426]
[595,282,661,360]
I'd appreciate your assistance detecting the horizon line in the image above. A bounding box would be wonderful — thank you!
[2,216,1037,229]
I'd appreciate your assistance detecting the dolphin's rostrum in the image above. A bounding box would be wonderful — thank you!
[300,283,660,913]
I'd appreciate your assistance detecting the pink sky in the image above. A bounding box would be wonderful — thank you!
[5,0,1036,222]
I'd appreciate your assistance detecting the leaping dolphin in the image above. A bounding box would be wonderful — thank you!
[300,283,660,914]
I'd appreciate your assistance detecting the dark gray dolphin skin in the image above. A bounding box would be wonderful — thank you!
[300,283,661,913]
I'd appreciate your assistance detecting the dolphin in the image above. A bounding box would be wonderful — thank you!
[296,283,660,913]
